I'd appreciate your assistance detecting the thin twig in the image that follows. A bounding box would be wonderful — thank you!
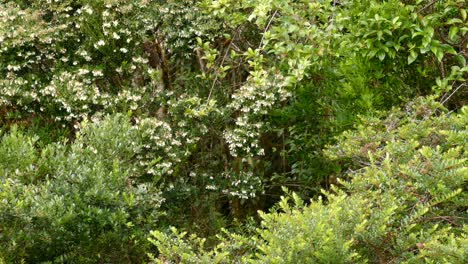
[418,0,439,13]
[440,83,467,105]
[328,0,338,28]
[258,10,279,49]
[207,26,242,101]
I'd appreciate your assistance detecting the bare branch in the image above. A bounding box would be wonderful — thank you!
[440,83,467,105]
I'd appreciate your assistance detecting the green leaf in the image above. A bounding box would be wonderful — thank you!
[420,44,430,54]
[461,9,467,21]
[378,51,386,61]
[446,18,462,25]
[455,54,466,66]
[425,27,434,38]
[430,45,438,56]
[377,31,383,40]
[435,49,444,62]
[367,49,378,58]
[412,31,424,39]
[408,50,418,64]
[449,26,459,41]
[443,45,457,55]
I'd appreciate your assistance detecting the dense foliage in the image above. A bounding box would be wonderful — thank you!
[150,98,467,263]
[0,115,167,262]
[0,0,466,262]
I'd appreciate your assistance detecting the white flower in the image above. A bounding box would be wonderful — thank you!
[84,6,93,15]
[94,40,106,49]
[120,48,128,53]
[92,70,103,77]
[113,32,120,39]
[78,68,89,75]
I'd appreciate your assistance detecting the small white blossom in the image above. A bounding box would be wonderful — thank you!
[94,40,106,49]
[92,70,103,77]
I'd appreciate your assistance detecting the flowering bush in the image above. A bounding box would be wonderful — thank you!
[149,97,467,263]
[0,0,466,261]
[0,0,162,123]
[0,114,174,262]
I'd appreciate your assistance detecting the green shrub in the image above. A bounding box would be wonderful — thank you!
[0,114,170,263]
[149,97,467,263]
